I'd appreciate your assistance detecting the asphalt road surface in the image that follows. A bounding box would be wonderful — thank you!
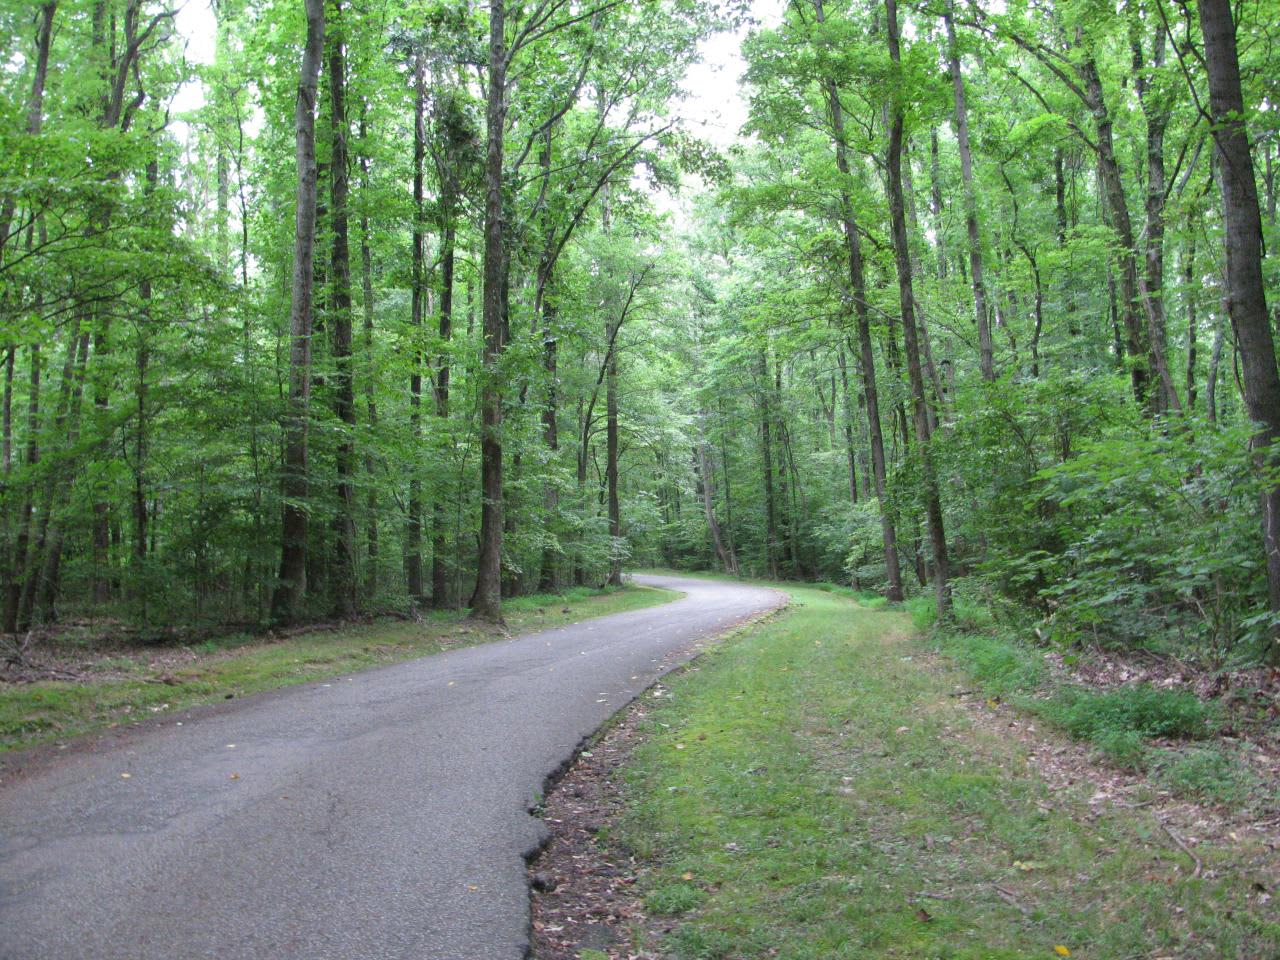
[0,573,781,960]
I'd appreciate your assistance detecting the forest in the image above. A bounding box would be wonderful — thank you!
[1,0,1278,670]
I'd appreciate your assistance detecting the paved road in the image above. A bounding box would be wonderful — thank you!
[0,574,780,960]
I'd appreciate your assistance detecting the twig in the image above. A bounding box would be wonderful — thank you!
[993,884,1031,916]
[1158,819,1203,877]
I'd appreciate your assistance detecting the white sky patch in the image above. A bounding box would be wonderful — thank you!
[171,0,215,116]
[677,0,785,149]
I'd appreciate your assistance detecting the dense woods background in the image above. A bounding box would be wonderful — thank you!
[2,0,1278,667]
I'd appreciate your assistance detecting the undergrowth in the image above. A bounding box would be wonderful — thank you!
[903,589,1269,808]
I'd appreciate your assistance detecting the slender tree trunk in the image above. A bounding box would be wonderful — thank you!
[406,58,426,602]
[269,0,324,623]
[328,11,357,617]
[431,214,456,607]
[1132,21,1184,415]
[1079,53,1153,408]
[1185,232,1198,410]
[902,147,946,425]
[358,108,378,599]
[837,345,858,505]
[605,337,622,586]
[470,0,507,621]
[1206,316,1224,425]
[758,351,779,580]
[944,0,995,381]
[4,340,39,632]
[1198,0,1280,657]
[814,0,903,600]
[695,433,735,574]
[929,127,948,280]
[887,0,951,617]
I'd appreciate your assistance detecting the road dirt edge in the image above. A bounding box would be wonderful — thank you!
[523,596,791,959]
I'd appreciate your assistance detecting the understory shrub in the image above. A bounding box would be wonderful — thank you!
[1035,684,1213,741]
[1008,421,1275,664]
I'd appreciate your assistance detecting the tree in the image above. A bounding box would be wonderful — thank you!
[270,0,325,623]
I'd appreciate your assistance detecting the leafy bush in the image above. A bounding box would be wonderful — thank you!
[1010,421,1271,663]
[1036,684,1212,741]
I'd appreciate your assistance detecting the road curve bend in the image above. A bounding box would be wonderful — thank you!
[0,573,781,960]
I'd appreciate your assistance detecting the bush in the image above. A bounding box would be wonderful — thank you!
[1009,421,1272,663]
[1037,684,1212,742]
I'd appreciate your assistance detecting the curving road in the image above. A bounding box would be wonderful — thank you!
[0,574,781,960]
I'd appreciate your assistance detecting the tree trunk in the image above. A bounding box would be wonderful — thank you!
[431,212,456,608]
[358,107,378,599]
[269,0,324,624]
[1133,19,1183,415]
[814,0,903,600]
[1079,52,1153,408]
[837,345,858,505]
[470,0,508,621]
[328,9,357,617]
[695,433,736,574]
[887,0,951,617]
[758,350,779,580]
[944,0,995,381]
[605,335,622,586]
[1185,232,1197,410]
[406,57,426,602]
[1198,0,1280,657]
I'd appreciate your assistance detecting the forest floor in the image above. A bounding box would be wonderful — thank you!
[529,584,1280,960]
[0,583,677,757]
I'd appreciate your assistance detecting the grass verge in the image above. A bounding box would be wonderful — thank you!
[904,595,1274,808]
[615,586,1278,959]
[0,582,677,754]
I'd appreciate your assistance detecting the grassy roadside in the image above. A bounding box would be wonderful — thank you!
[0,582,678,754]
[613,586,1278,959]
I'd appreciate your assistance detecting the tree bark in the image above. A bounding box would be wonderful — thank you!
[605,342,621,586]
[406,56,427,602]
[358,107,378,599]
[944,0,995,381]
[328,8,357,617]
[269,0,324,624]
[431,199,456,608]
[1198,0,1280,656]
[758,350,779,580]
[1079,53,1153,408]
[814,0,903,600]
[887,0,951,617]
[470,0,508,621]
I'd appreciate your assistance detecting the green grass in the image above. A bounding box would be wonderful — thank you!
[615,586,1279,959]
[0,583,678,753]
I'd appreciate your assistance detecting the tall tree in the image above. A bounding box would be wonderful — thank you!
[885,0,950,616]
[270,0,325,623]
[1198,0,1280,657]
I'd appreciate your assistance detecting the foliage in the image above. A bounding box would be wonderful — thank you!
[1,0,1278,671]
[1035,684,1213,741]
